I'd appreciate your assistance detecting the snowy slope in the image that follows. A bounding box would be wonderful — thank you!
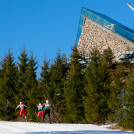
[0,121,133,134]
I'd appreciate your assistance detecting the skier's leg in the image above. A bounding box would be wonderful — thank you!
[48,110,51,123]
[20,110,22,121]
[22,109,27,121]
[23,110,26,118]
[41,111,44,121]
[37,111,41,122]
[42,110,47,122]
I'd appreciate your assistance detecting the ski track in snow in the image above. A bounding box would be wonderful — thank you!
[0,121,133,134]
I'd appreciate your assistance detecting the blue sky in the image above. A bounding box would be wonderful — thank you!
[0,0,134,78]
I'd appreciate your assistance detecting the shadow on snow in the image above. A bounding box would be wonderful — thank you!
[25,130,133,134]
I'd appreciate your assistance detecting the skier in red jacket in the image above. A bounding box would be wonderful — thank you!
[36,103,44,121]
[16,102,27,120]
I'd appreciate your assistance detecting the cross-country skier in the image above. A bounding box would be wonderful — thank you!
[36,103,44,121]
[42,100,55,123]
[16,102,27,120]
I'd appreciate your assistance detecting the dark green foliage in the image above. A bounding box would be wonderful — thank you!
[26,52,38,121]
[84,48,111,123]
[120,72,134,130]
[64,46,84,123]
[39,53,50,101]
[1,44,134,130]
[108,64,125,123]
[17,46,29,103]
[48,49,67,115]
[102,47,113,68]
[0,50,18,120]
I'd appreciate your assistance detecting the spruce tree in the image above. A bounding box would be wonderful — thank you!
[108,64,125,123]
[0,50,18,120]
[17,46,29,103]
[102,47,113,68]
[121,72,134,130]
[49,49,66,114]
[84,48,111,123]
[39,53,50,102]
[26,52,38,121]
[64,46,84,123]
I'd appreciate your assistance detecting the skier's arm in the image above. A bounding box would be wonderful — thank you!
[43,104,45,110]
[50,104,55,111]
[24,104,27,109]
[16,105,19,109]
[24,104,27,107]
[41,106,43,111]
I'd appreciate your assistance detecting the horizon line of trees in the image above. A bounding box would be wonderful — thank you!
[0,45,134,130]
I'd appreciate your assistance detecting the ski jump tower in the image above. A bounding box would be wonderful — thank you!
[76,7,134,62]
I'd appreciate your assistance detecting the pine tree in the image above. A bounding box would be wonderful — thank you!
[64,46,84,123]
[61,53,68,73]
[48,49,66,114]
[108,64,125,123]
[121,72,134,130]
[17,46,29,103]
[0,50,18,120]
[102,47,113,68]
[84,48,111,123]
[39,53,50,101]
[26,52,38,121]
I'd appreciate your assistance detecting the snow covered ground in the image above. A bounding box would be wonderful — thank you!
[0,121,133,134]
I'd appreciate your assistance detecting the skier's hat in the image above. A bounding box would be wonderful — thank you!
[46,100,49,103]
[20,101,22,104]
[39,103,41,105]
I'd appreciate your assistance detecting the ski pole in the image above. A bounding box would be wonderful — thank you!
[50,113,56,123]
[15,109,18,120]
[15,109,17,115]
[54,110,61,121]
[25,109,29,121]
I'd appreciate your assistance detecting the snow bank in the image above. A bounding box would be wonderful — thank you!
[0,121,133,134]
